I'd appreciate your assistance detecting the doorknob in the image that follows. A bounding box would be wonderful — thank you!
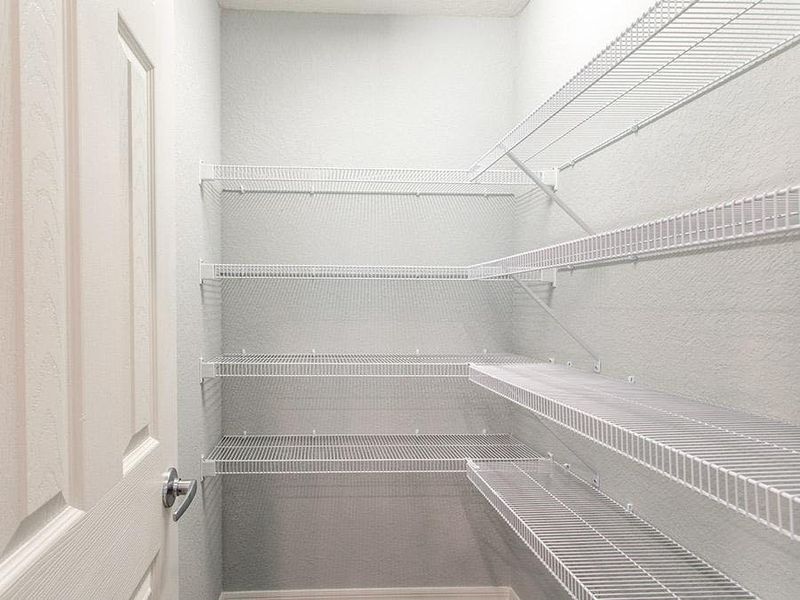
[162,467,197,522]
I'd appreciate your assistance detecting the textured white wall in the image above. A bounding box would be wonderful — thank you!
[222,378,512,435]
[513,41,800,423]
[216,188,545,591]
[217,9,569,596]
[220,191,518,354]
[513,0,654,120]
[175,2,223,600]
[221,10,516,167]
[510,17,800,600]
[206,3,800,597]
[222,474,570,599]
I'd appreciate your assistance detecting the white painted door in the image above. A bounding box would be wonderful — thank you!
[0,1,179,598]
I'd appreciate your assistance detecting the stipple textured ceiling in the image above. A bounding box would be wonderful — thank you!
[218,0,530,17]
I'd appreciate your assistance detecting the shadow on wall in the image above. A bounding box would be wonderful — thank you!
[220,473,571,599]
[219,377,514,435]
[221,279,518,354]
[219,191,519,265]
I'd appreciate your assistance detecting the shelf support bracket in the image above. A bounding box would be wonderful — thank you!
[511,275,601,373]
[198,259,217,285]
[198,160,215,186]
[539,269,557,287]
[199,357,217,383]
[200,456,217,479]
[507,151,593,235]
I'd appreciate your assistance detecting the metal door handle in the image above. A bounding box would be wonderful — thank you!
[162,467,197,522]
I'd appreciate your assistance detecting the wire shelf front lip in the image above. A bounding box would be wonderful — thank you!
[470,0,800,174]
[200,164,536,197]
[202,264,473,280]
[468,460,757,600]
[201,353,535,378]
[469,363,800,541]
[199,263,559,283]
[469,185,800,278]
[202,434,542,475]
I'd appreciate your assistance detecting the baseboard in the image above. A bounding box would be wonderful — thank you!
[220,586,520,600]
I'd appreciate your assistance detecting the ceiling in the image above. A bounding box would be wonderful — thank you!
[218,0,531,17]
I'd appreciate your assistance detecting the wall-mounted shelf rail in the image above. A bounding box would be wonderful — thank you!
[199,261,557,283]
[201,353,534,380]
[469,363,800,541]
[471,0,800,175]
[468,460,757,599]
[199,164,539,197]
[201,263,471,281]
[469,185,799,278]
[201,434,541,476]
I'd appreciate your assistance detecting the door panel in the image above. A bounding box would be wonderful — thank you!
[120,13,157,466]
[0,1,177,598]
[0,0,73,564]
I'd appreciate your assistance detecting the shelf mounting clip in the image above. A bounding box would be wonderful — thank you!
[511,275,601,373]
[506,150,593,235]
[198,259,217,285]
[199,357,218,383]
[200,455,217,479]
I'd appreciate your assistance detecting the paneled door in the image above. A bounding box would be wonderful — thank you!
[1,1,178,598]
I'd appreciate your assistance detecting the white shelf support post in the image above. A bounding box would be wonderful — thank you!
[198,159,214,186]
[198,259,216,284]
[200,456,217,479]
[511,275,601,373]
[540,269,557,287]
[199,357,217,383]
[507,151,593,235]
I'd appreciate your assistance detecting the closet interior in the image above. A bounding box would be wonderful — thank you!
[175,1,800,598]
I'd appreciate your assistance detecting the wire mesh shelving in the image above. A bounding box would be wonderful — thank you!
[468,459,757,599]
[201,434,541,476]
[199,164,536,197]
[470,363,800,541]
[199,185,798,283]
[198,262,558,283]
[200,353,535,379]
[203,263,470,280]
[471,0,800,175]
[469,185,800,278]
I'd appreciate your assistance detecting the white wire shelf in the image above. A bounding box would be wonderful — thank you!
[201,434,542,476]
[201,263,471,281]
[198,261,557,283]
[468,460,757,600]
[200,353,534,379]
[469,185,800,278]
[199,164,538,197]
[470,363,800,541]
[471,0,800,174]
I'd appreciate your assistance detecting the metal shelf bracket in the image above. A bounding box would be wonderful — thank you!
[200,455,217,479]
[199,357,217,383]
[198,160,214,185]
[511,275,601,373]
[198,259,217,284]
[507,151,593,235]
[540,269,557,287]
